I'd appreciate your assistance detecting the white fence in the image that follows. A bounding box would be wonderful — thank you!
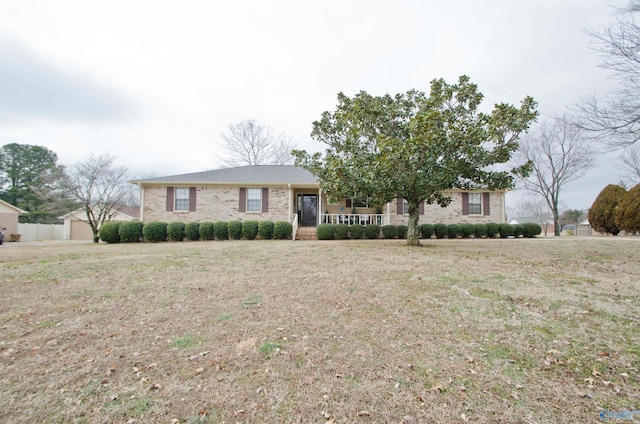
[16,223,65,242]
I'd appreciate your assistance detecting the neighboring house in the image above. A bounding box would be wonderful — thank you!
[60,205,140,240]
[0,199,25,239]
[132,165,507,238]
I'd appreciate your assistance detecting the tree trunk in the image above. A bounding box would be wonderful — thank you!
[92,228,100,243]
[406,200,421,246]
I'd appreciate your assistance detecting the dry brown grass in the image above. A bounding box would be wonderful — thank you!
[0,237,638,423]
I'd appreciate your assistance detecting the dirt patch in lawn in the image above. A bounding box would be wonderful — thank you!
[1,237,638,423]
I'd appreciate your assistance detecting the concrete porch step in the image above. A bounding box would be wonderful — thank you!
[295,227,318,240]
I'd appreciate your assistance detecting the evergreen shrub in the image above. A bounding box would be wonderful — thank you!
[119,221,143,243]
[99,222,121,243]
[364,224,381,239]
[167,221,186,241]
[434,223,448,239]
[615,183,640,234]
[143,221,167,242]
[419,224,434,239]
[335,223,349,239]
[214,221,228,240]
[185,222,200,241]
[258,221,274,239]
[317,223,335,240]
[461,223,475,238]
[242,220,259,240]
[447,224,462,238]
[397,225,408,239]
[274,221,292,239]
[523,223,542,238]
[486,222,499,238]
[382,225,398,239]
[199,222,214,240]
[349,224,364,239]
[498,223,515,238]
[474,223,488,238]
[514,224,525,238]
[228,220,243,240]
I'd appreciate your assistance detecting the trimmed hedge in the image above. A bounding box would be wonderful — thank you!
[381,225,398,239]
[523,222,542,238]
[448,224,461,239]
[143,221,167,242]
[185,222,200,241]
[300,220,542,242]
[335,223,349,240]
[258,221,274,240]
[349,224,364,239]
[242,221,259,240]
[119,221,143,243]
[486,222,499,238]
[167,221,186,241]
[317,223,335,240]
[228,220,243,240]
[274,221,292,239]
[364,224,380,239]
[434,223,448,239]
[498,223,515,238]
[420,224,434,239]
[514,224,525,238]
[99,222,121,243]
[199,222,214,240]
[474,223,488,238]
[461,223,475,239]
[214,221,229,240]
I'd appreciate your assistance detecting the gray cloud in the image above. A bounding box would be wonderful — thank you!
[0,33,138,123]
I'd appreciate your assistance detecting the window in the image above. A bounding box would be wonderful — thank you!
[326,196,340,206]
[468,193,482,214]
[403,199,409,215]
[352,197,369,208]
[175,188,190,211]
[247,188,262,212]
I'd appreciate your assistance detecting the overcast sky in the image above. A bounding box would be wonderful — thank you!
[0,0,628,211]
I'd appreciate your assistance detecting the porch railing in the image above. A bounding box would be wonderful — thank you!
[291,213,298,241]
[321,214,386,226]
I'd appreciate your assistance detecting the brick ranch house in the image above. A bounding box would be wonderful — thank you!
[131,165,507,239]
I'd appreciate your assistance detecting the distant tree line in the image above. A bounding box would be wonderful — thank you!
[0,143,135,242]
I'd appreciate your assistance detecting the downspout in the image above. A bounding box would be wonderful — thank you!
[138,183,145,222]
[288,184,292,220]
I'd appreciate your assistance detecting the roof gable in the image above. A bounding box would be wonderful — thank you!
[0,199,26,214]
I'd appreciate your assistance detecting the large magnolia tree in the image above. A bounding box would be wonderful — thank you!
[293,76,538,246]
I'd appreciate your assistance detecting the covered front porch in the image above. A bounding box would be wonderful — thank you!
[291,187,390,228]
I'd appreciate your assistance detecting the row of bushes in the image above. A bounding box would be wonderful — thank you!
[99,220,293,243]
[316,222,542,240]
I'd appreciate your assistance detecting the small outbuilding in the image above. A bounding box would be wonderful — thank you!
[60,205,140,241]
[0,199,25,241]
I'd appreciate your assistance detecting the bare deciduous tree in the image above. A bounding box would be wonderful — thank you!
[517,115,595,236]
[66,154,133,243]
[577,1,640,148]
[509,195,553,236]
[618,143,640,184]
[218,119,296,166]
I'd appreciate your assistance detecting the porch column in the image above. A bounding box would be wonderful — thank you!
[318,188,323,226]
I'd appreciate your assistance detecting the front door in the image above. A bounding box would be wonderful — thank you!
[298,194,317,227]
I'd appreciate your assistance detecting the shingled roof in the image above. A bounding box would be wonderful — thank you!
[131,165,318,185]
